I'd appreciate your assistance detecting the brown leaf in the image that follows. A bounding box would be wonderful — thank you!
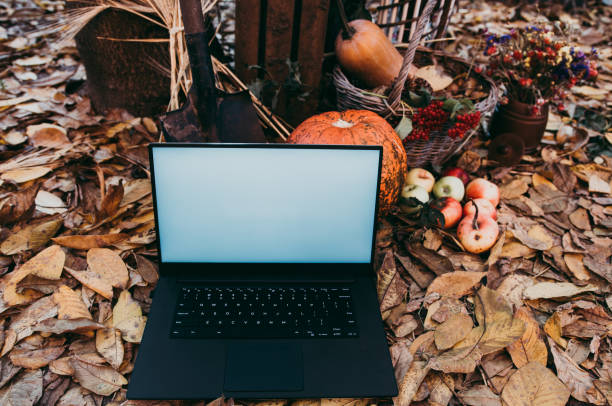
[120,178,151,206]
[548,338,606,405]
[389,341,413,385]
[564,253,591,281]
[0,166,52,184]
[0,183,40,224]
[377,250,407,313]
[53,285,92,320]
[499,178,529,200]
[39,376,70,406]
[134,254,159,284]
[589,175,611,194]
[414,65,453,91]
[429,287,525,373]
[64,267,113,300]
[426,271,486,298]
[0,369,43,406]
[113,290,146,343]
[506,306,547,368]
[424,297,467,330]
[394,253,434,289]
[569,208,592,230]
[523,282,597,299]
[532,173,558,190]
[544,312,567,347]
[0,358,21,389]
[496,274,535,309]
[509,224,553,251]
[405,242,454,276]
[96,183,123,222]
[32,318,104,335]
[9,344,65,369]
[434,313,473,350]
[458,385,501,406]
[393,360,430,406]
[49,357,74,376]
[70,356,127,396]
[52,233,128,249]
[87,248,128,289]
[19,244,65,280]
[500,362,570,406]
[0,218,62,256]
[2,296,57,355]
[56,386,97,406]
[26,123,69,147]
[95,328,124,369]
[583,253,612,283]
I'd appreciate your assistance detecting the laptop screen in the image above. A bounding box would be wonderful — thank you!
[151,145,381,263]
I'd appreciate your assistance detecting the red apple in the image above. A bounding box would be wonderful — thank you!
[457,214,499,254]
[466,178,500,207]
[463,198,497,220]
[442,167,469,185]
[430,197,462,229]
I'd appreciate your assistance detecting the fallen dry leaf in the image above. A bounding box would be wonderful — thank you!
[3,296,57,354]
[500,362,570,406]
[434,312,473,350]
[19,244,65,280]
[564,253,591,280]
[569,208,592,230]
[523,282,598,299]
[0,166,52,184]
[0,369,43,406]
[549,337,606,405]
[95,328,124,369]
[414,65,453,91]
[0,183,40,224]
[113,290,146,343]
[506,306,547,368]
[53,285,92,320]
[394,359,430,406]
[9,344,65,369]
[32,318,104,335]
[458,384,501,406]
[0,218,62,256]
[70,356,127,396]
[87,248,129,289]
[426,271,486,298]
[64,267,113,300]
[52,233,129,250]
[589,175,611,194]
[26,123,69,147]
[499,178,529,200]
[544,312,567,348]
[378,251,407,314]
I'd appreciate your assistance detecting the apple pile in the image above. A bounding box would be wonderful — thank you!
[399,168,501,254]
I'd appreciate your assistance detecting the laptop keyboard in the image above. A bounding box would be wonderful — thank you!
[170,286,358,339]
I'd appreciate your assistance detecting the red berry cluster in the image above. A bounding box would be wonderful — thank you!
[404,101,449,142]
[447,111,481,139]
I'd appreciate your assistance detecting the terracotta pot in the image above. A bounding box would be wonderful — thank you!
[490,99,549,152]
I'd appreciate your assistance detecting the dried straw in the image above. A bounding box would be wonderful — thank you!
[57,0,291,140]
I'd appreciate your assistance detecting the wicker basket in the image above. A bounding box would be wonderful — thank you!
[333,0,497,166]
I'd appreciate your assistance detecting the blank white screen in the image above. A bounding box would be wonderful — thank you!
[152,146,380,263]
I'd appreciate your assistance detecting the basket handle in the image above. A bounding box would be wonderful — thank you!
[387,0,438,110]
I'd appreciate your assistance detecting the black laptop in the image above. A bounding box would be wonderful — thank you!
[128,143,397,399]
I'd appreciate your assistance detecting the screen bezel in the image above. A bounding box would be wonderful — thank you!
[148,143,383,277]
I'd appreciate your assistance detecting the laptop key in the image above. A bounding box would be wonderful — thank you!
[171,286,359,339]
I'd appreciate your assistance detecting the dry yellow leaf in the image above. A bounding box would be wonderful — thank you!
[544,312,567,348]
[53,285,92,320]
[532,173,558,190]
[394,360,430,406]
[507,306,548,368]
[434,313,473,351]
[0,166,51,183]
[526,225,553,250]
[113,290,146,343]
[64,267,113,300]
[564,253,591,281]
[70,356,127,396]
[501,362,570,406]
[95,328,124,369]
[87,248,128,289]
[426,272,486,299]
[0,218,62,256]
[501,239,536,258]
[19,245,65,280]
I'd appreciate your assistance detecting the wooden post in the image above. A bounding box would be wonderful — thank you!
[235,0,330,127]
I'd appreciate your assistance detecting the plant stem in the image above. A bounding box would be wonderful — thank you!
[471,200,479,231]
[335,0,355,39]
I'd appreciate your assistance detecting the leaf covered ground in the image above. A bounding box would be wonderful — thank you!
[0,0,611,405]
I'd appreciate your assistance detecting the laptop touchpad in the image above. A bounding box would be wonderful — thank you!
[224,343,303,392]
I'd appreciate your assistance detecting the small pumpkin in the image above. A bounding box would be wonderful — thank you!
[288,110,407,215]
[334,0,416,88]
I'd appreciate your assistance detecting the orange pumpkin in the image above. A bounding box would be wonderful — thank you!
[288,110,407,215]
[335,19,405,88]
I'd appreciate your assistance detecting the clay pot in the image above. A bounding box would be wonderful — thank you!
[490,99,549,152]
